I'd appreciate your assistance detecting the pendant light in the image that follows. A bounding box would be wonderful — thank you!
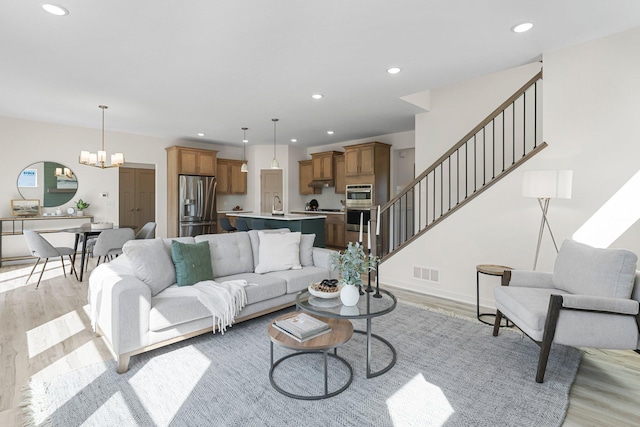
[79,105,124,169]
[270,118,280,169]
[241,127,249,173]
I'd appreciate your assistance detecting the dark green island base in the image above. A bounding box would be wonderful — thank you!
[226,213,326,247]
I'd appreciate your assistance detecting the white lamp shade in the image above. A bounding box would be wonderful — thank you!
[522,170,573,199]
[111,152,124,165]
[80,151,90,163]
[271,158,280,169]
[240,162,248,173]
[97,150,107,163]
[89,153,98,165]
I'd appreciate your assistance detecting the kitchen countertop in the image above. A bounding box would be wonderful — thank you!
[290,210,345,215]
[226,212,327,220]
[217,210,253,214]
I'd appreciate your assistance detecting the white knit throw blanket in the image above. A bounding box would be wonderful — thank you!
[156,279,251,334]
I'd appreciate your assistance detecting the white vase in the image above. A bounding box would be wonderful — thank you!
[340,284,360,306]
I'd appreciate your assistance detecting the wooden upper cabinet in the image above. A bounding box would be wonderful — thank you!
[311,151,341,180]
[344,142,387,176]
[168,146,218,176]
[198,151,217,176]
[334,154,345,194]
[217,159,247,194]
[299,160,320,195]
[229,161,246,194]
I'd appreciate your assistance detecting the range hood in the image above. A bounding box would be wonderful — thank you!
[308,179,334,188]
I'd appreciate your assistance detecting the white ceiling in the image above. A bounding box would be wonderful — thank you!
[2,1,640,148]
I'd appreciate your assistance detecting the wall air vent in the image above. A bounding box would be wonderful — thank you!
[413,265,440,283]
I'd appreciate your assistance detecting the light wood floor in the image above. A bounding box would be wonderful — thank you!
[1,262,639,426]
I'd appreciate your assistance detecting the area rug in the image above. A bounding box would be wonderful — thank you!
[23,302,582,427]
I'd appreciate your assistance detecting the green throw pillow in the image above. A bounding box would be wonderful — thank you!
[171,240,214,286]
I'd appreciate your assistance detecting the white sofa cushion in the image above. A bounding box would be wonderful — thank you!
[255,231,302,274]
[195,233,254,277]
[553,239,638,298]
[214,272,287,304]
[248,228,291,269]
[122,239,176,296]
[300,234,315,267]
[268,266,332,294]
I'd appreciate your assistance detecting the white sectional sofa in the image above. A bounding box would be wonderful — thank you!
[88,229,339,372]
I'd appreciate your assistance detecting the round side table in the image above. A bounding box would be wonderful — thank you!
[268,313,354,400]
[476,264,512,327]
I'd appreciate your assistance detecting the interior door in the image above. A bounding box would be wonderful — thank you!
[119,167,156,230]
[260,169,283,213]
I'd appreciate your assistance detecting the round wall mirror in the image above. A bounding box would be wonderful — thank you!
[17,162,78,207]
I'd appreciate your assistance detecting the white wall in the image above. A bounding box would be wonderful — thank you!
[382,27,640,309]
[0,116,232,258]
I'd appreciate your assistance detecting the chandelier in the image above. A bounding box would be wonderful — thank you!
[79,105,124,169]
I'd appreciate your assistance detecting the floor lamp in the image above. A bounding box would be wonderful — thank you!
[522,170,573,270]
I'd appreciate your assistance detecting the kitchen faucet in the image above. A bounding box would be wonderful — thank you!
[272,195,284,215]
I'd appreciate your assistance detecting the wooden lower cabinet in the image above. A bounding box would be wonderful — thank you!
[325,214,345,249]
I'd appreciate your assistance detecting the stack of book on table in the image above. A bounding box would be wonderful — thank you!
[273,312,332,342]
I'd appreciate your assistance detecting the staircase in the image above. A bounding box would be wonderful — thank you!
[376,71,545,260]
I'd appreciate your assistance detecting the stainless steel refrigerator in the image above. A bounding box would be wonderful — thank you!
[179,175,217,237]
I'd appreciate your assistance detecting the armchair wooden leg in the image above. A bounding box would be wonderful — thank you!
[493,310,503,336]
[536,294,563,383]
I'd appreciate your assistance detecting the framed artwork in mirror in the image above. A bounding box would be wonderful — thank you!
[11,199,41,216]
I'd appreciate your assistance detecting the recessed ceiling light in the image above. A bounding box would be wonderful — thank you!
[512,22,533,33]
[42,4,69,16]
[311,94,323,100]
[327,131,335,135]
[197,132,205,137]
[290,138,297,143]
[387,67,401,74]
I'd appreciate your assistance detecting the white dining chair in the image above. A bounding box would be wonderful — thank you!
[23,230,77,288]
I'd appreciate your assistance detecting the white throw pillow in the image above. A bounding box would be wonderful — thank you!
[255,231,302,274]
[123,239,176,296]
[300,234,315,267]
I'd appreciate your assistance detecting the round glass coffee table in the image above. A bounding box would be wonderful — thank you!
[268,313,354,400]
[297,288,397,378]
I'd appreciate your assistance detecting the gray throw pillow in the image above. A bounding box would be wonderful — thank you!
[123,239,176,296]
[552,239,637,298]
[300,234,315,266]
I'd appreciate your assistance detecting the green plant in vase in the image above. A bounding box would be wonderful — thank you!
[75,199,90,216]
[331,242,378,306]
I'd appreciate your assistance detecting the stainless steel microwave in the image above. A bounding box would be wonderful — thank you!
[345,184,373,208]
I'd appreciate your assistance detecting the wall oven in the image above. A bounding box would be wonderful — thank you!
[345,184,373,209]
[345,184,373,232]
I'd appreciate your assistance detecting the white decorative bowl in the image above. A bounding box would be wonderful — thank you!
[308,282,342,299]
[91,222,114,230]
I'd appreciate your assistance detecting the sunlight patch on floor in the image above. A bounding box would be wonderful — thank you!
[573,169,640,248]
[27,310,85,358]
[31,339,108,384]
[0,260,73,293]
[128,346,212,426]
[84,392,139,425]
[386,373,453,426]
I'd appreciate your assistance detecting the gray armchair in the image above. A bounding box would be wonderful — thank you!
[493,239,640,383]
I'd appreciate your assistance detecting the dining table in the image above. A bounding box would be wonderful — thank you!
[61,224,135,281]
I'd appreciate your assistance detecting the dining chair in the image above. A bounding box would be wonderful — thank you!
[236,218,251,231]
[135,222,157,239]
[92,228,135,266]
[219,217,237,232]
[23,230,77,289]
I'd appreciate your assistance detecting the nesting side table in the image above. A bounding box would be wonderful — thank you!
[476,264,512,327]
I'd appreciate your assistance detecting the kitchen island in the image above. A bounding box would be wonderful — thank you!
[226,212,326,247]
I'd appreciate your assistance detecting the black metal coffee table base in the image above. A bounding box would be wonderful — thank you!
[269,345,353,400]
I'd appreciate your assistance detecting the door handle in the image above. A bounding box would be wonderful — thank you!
[130,209,135,211]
